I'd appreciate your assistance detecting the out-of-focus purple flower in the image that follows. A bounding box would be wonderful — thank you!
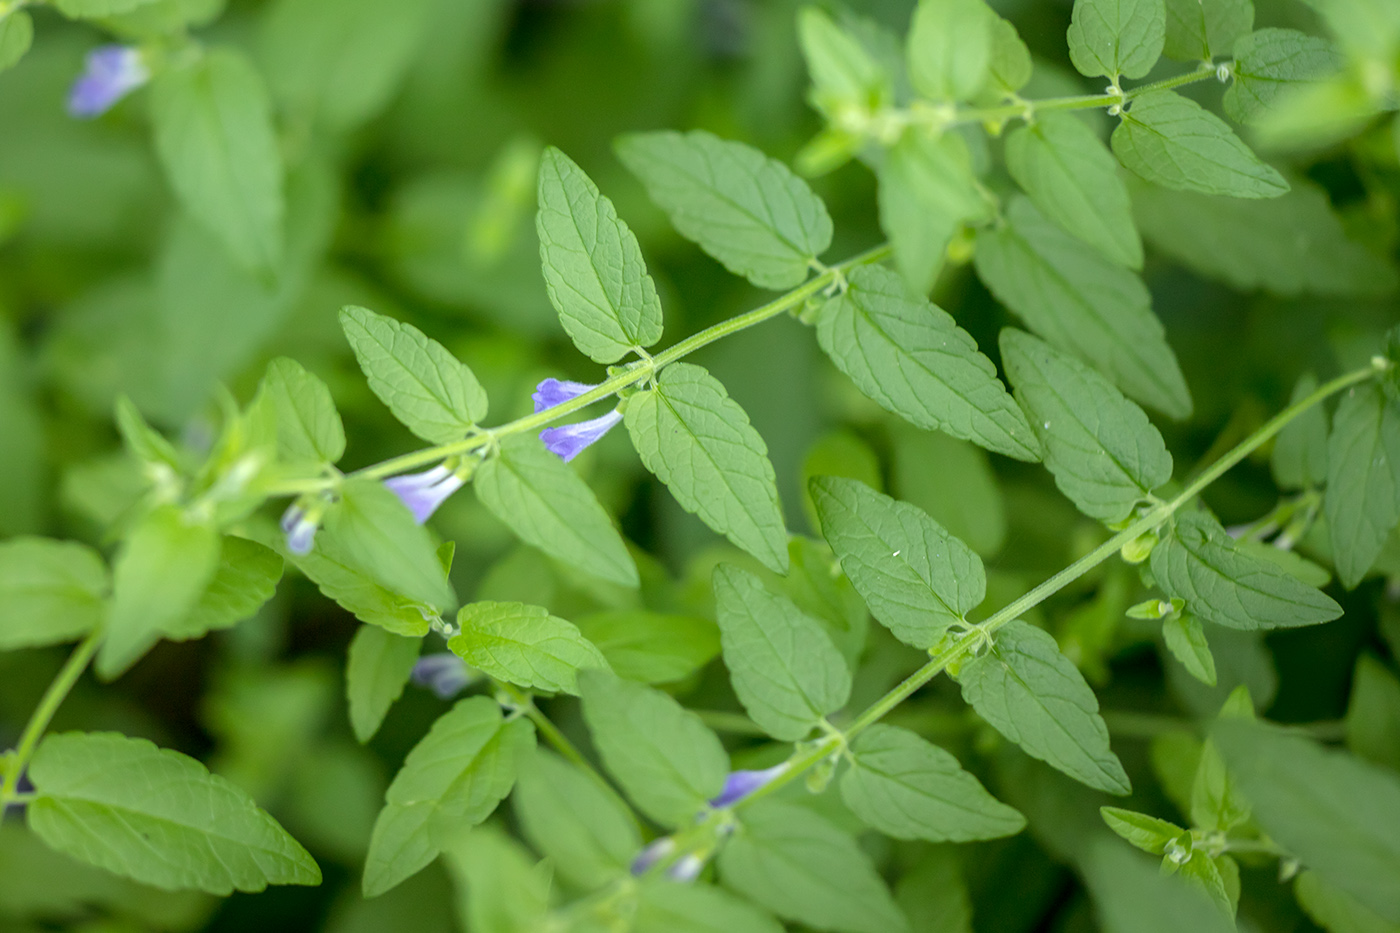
[280,503,318,556]
[666,853,705,883]
[411,653,476,700]
[630,837,675,877]
[384,465,465,524]
[532,378,596,413]
[709,764,789,808]
[539,410,623,462]
[68,46,150,118]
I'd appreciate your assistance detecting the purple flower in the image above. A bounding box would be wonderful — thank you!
[630,837,675,876]
[68,46,150,118]
[709,764,789,808]
[384,465,465,524]
[539,410,623,462]
[411,653,476,700]
[279,503,318,556]
[666,853,704,883]
[532,378,596,412]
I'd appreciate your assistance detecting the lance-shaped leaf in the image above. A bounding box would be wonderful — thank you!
[636,881,786,933]
[798,7,891,117]
[717,799,909,933]
[475,434,638,587]
[512,748,640,892]
[1067,0,1166,79]
[449,601,609,695]
[171,536,283,640]
[1295,870,1400,933]
[1162,0,1252,61]
[625,362,789,573]
[1000,329,1172,523]
[441,826,550,933]
[340,305,487,444]
[0,11,33,73]
[1151,511,1342,630]
[1213,719,1400,923]
[363,697,534,896]
[150,49,283,273]
[840,724,1025,841]
[1112,90,1288,199]
[1326,382,1400,589]
[318,477,457,613]
[573,610,720,685]
[1004,113,1143,269]
[817,266,1040,462]
[346,625,421,743]
[1272,375,1329,489]
[98,506,220,680]
[975,197,1189,419]
[907,0,996,102]
[577,669,728,828]
[1224,29,1341,125]
[615,130,832,290]
[1163,613,1217,686]
[959,619,1130,794]
[988,15,1034,93]
[260,357,344,464]
[536,147,663,362]
[27,732,320,895]
[280,533,432,637]
[1346,655,1400,774]
[810,476,983,649]
[0,537,107,650]
[712,564,851,741]
[1101,806,1186,854]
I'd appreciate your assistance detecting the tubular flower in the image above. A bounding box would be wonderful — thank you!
[279,503,319,556]
[384,465,466,524]
[666,853,705,883]
[410,653,476,700]
[533,377,623,462]
[68,46,150,118]
[708,764,789,808]
[629,837,676,877]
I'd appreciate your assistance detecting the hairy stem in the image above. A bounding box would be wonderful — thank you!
[952,62,1221,127]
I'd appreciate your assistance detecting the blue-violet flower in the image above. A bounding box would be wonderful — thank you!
[533,377,623,462]
[411,653,476,700]
[279,503,319,556]
[629,837,675,877]
[384,465,465,524]
[68,46,150,118]
[666,854,705,883]
[709,764,789,808]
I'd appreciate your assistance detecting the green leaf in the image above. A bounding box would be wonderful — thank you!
[987,15,1034,94]
[259,0,433,131]
[1273,375,1330,488]
[1100,806,1186,854]
[1067,0,1167,79]
[441,826,550,933]
[636,881,786,933]
[173,536,283,639]
[1346,655,1400,774]
[878,129,989,295]
[1000,329,1173,523]
[712,564,851,741]
[1213,719,1400,923]
[27,732,320,894]
[536,147,663,362]
[894,848,974,933]
[615,130,832,290]
[1129,177,1397,296]
[52,0,161,16]
[1295,870,1400,933]
[717,799,909,933]
[817,266,1041,461]
[511,748,640,891]
[339,306,487,444]
[1112,90,1289,198]
[1004,113,1143,269]
[959,619,1131,794]
[889,425,1005,558]
[975,197,1190,419]
[279,533,432,637]
[364,698,534,896]
[0,10,33,72]
[811,476,984,649]
[1163,0,1253,61]
[98,506,220,680]
[346,626,421,743]
[1224,29,1342,125]
[448,601,609,695]
[625,362,789,573]
[260,357,344,464]
[797,7,891,117]
[1151,511,1342,630]
[572,610,720,685]
[840,724,1025,841]
[906,0,996,102]
[1163,613,1218,686]
[151,49,284,274]
[577,669,728,828]
[0,537,107,650]
[318,477,457,613]
[1325,382,1400,588]
[1081,838,1235,933]
[474,434,638,587]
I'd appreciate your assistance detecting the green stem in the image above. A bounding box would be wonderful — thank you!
[950,62,1220,127]
[0,628,102,807]
[735,361,1382,812]
[272,243,892,493]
